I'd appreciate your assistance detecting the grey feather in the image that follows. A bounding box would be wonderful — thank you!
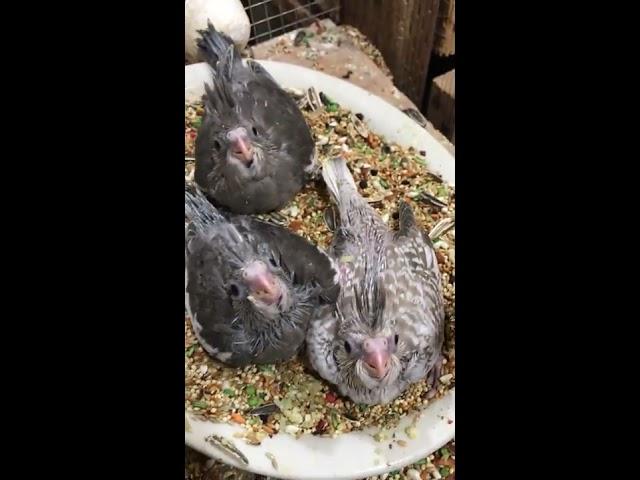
[194,21,315,214]
[185,183,338,366]
[306,157,445,405]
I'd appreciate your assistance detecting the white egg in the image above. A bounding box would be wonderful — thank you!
[185,0,251,63]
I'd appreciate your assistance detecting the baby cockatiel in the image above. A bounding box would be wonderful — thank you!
[307,157,445,405]
[185,184,338,367]
[194,21,316,214]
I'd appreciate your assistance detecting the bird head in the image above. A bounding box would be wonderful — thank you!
[197,111,273,179]
[335,326,403,391]
[195,78,275,185]
[228,254,293,318]
[326,276,411,398]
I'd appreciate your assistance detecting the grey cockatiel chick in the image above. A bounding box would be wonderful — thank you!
[185,184,338,367]
[194,21,316,214]
[307,157,445,405]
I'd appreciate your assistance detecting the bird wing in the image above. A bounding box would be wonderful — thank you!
[306,304,341,384]
[385,204,445,379]
[185,229,255,366]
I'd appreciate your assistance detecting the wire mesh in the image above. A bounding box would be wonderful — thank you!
[242,0,340,45]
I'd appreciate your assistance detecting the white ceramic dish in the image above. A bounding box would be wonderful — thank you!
[185,61,455,480]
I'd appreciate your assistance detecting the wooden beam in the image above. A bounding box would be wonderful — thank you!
[434,0,455,56]
[341,0,441,108]
[426,69,455,144]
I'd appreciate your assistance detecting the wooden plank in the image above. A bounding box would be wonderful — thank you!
[434,0,455,56]
[426,69,455,144]
[435,69,454,98]
[342,0,441,108]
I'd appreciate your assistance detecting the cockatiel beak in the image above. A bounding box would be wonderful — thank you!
[242,261,281,305]
[227,127,254,166]
[362,337,392,379]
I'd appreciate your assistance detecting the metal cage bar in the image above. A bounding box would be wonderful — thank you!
[242,0,341,45]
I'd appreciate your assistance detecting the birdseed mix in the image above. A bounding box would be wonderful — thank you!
[184,91,455,470]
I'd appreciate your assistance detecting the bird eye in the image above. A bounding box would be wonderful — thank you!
[229,283,240,298]
[251,126,258,136]
[394,334,399,345]
[344,341,352,354]
[213,140,221,151]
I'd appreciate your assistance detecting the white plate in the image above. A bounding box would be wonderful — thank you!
[185,61,456,479]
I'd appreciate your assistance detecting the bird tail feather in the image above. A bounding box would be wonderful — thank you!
[185,183,224,232]
[321,157,359,207]
[197,20,239,70]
